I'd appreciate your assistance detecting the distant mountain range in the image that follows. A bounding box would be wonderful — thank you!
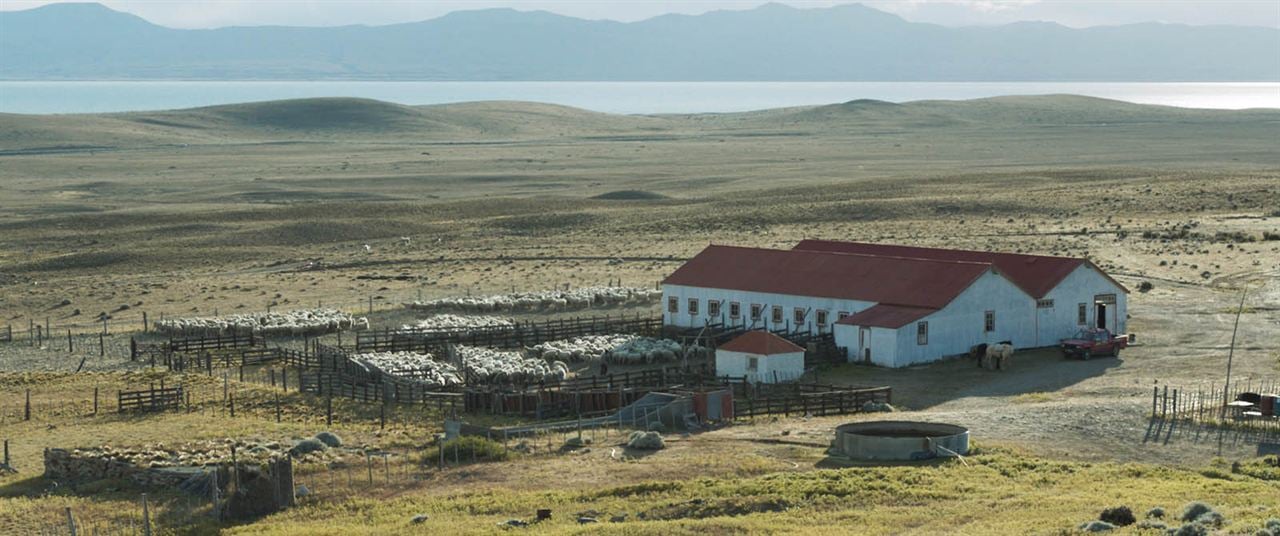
[2,2,1277,81]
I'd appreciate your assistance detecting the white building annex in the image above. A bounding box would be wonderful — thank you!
[661,241,1128,368]
[714,330,806,384]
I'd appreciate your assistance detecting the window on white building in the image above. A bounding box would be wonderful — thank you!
[771,305,783,324]
[667,297,678,314]
[837,311,850,320]
[747,356,759,372]
[729,301,741,319]
[984,310,995,332]
[917,321,928,345]
[1078,303,1087,325]
[707,300,720,318]
[815,310,828,327]
[793,307,806,325]
[688,298,699,316]
[1036,299,1054,308]
[750,303,763,321]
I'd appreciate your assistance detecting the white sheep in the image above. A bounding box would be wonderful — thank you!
[404,286,663,315]
[154,308,367,337]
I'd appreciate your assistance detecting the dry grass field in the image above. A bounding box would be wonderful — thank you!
[0,95,1278,534]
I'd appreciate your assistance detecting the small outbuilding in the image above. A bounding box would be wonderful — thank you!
[715,330,805,383]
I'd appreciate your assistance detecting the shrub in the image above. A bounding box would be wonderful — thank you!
[1180,502,1215,523]
[313,431,343,448]
[289,438,327,457]
[1168,523,1209,536]
[1138,281,1154,293]
[1078,520,1115,532]
[626,431,665,450]
[1146,507,1165,519]
[426,436,511,464]
[1263,231,1280,241]
[1099,506,1136,527]
[1136,520,1167,531]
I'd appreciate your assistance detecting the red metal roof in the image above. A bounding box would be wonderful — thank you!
[718,330,805,355]
[835,304,936,329]
[661,245,993,309]
[793,240,1119,298]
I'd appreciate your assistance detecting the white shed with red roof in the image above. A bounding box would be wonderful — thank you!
[715,331,806,383]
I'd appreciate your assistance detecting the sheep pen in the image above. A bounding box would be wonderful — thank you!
[354,351,463,388]
[400,314,516,333]
[154,308,369,337]
[527,335,682,365]
[457,346,569,386]
[404,286,662,314]
[353,346,570,387]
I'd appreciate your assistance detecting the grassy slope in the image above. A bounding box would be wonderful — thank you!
[2,374,1277,535]
[2,95,1276,150]
[240,450,1280,535]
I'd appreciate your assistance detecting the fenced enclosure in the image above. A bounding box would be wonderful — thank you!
[118,384,184,413]
[734,383,892,418]
[1150,379,1280,438]
[354,313,663,353]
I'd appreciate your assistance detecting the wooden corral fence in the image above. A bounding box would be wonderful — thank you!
[299,371,463,411]
[462,369,684,417]
[354,313,663,353]
[734,384,892,418]
[159,346,293,372]
[167,332,261,353]
[1152,379,1280,438]
[118,385,184,413]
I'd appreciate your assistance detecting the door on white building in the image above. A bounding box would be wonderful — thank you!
[1095,294,1117,333]
[858,327,871,364]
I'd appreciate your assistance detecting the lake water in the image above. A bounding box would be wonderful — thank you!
[1,81,1277,115]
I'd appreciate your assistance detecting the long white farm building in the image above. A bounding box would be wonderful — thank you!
[661,240,1127,368]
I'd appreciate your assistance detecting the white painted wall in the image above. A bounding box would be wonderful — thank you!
[662,284,875,334]
[891,270,1035,367]
[833,324,901,367]
[1038,264,1128,345]
[833,270,1034,368]
[715,349,805,383]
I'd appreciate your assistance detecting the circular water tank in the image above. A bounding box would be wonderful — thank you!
[832,421,969,461]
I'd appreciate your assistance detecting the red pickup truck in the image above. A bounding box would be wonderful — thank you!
[1060,328,1128,360]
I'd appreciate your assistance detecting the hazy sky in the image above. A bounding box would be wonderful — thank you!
[3,1,1278,29]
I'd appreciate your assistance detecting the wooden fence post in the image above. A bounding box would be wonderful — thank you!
[24,389,31,421]
[141,493,152,536]
[65,506,77,536]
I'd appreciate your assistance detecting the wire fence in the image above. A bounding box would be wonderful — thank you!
[1150,378,1280,439]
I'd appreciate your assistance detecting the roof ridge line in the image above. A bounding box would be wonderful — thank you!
[706,244,996,267]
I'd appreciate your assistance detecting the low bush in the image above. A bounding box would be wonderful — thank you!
[289,438,327,457]
[313,431,343,448]
[426,436,511,464]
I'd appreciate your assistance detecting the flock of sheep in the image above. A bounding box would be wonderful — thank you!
[457,345,570,386]
[353,351,463,388]
[400,314,515,333]
[154,309,368,337]
[355,345,571,388]
[404,286,662,314]
[527,335,683,365]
